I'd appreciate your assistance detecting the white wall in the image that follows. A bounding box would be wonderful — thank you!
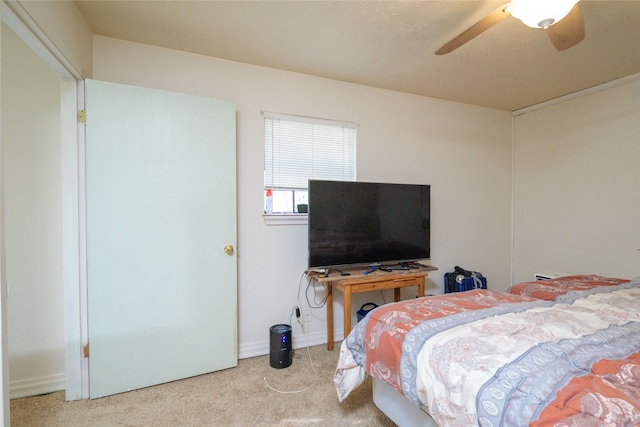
[513,77,640,283]
[1,24,65,397]
[92,36,513,357]
[0,7,8,425]
[12,0,92,77]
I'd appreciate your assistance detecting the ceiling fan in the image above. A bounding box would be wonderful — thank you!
[435,0,585,55]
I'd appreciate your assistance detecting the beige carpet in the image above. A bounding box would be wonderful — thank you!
[10,344,396,426]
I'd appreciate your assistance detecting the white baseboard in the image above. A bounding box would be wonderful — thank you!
[10,373,65,399]
[11,329,341,399]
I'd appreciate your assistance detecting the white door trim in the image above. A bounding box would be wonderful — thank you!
[1,0,85,402]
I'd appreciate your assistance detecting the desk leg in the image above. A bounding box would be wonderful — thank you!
[327,282,334,350]
[394,288,401,302]
[343,287,352,339]
[418,281,425,297]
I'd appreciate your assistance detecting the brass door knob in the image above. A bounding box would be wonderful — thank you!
[223,244,234,255]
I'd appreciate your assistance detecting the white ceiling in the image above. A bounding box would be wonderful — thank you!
[74,0,640,111]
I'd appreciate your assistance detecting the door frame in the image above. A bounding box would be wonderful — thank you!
[1,0,87,404]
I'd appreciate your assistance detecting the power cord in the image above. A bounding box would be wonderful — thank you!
[380,290,387,305]
[263,346,319,394]
[300,271,328,309]
[291,306,303,332]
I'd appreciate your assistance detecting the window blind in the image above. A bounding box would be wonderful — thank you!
[264,112,356,190]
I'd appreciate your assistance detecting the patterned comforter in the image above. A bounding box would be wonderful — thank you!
[334,282,640,426]
[508,274,630,301]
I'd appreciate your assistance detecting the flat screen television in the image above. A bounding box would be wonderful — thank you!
[308,180,430,270]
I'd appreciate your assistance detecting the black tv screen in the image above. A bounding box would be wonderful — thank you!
[308,180,430,269]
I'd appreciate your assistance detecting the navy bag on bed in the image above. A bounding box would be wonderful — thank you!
[445,266,487,293]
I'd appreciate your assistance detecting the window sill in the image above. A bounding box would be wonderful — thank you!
[263,213,308,226]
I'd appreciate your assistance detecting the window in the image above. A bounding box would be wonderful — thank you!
[264,112,356,215]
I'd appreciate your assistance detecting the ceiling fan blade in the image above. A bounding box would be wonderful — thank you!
[546,3,585,51]
[435,4,511,55]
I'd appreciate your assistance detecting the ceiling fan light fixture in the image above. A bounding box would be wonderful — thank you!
[510,0,580,29]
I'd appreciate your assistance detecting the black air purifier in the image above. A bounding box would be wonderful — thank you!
[269,324,292,368]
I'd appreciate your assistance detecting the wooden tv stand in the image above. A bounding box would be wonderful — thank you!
[310,265,437,350]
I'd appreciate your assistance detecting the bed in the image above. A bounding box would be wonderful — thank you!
[334,280,640,426]
[508,274,630,301]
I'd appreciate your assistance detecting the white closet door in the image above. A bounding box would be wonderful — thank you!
[85,80,237,398]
